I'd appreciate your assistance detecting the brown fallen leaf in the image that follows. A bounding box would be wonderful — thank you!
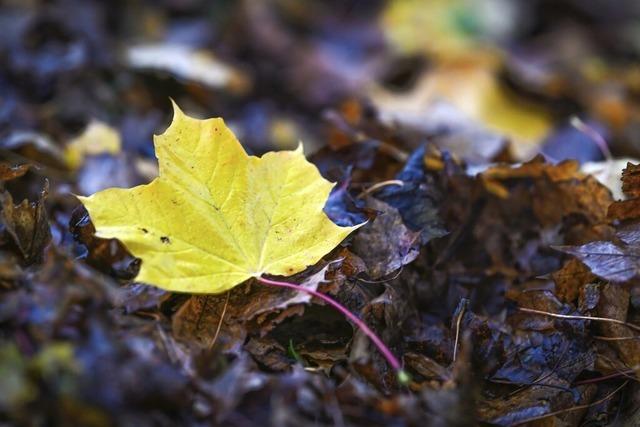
[481,157,612,231]
[558,241,640,283]
[552,258,598,303]
[608,162,640,220]
[351,286,414,392]
[581,158,640,201]
[244,336,291,371]
[559,162,640,282]
[403,352,450,382]
[0,183,51,265]
[0,163,30,183]
[595,283,640,373]
[172,265,334,353]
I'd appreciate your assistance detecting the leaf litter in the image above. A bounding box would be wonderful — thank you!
[3,1,640,426]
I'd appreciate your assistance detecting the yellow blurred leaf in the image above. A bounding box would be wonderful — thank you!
[382,0,475,56]
[65,120,121,169]
[79,103,358,294]
[372,62,553,158]
[382,0,518,58]
[474,70,553,145]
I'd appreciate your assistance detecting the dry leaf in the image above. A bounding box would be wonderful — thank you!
[126,44,250,94]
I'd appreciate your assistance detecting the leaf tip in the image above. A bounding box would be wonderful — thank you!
[168,97,181,113]
[73,192,89,204]
[169,98,187,123]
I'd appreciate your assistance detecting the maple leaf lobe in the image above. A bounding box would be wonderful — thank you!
[79,103,359,293]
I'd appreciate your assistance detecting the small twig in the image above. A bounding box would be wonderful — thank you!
[357,267,404,284]
[571,116,615,189]
[575,370,638,385]
[594,335,640,341]
[208,291,230,350]
[452,300,467,363]
[375,141,409,163]
[514,381,628,425]
[357,180,404,199]
[517,307,640,333]
[490,379,576,395]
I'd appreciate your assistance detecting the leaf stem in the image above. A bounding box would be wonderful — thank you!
[256,275,408,382]
[570,116,613,160]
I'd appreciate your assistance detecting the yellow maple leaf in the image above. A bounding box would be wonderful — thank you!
[78,103,359,294]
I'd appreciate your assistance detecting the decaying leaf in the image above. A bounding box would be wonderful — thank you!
[552,258,598,303]
[0,183,51,264]
[608,162,640,221]
[0,163,30,183]
[172,265,334,350]
[595,283,640,371]
[582,158,640,201]
[560,162,640,282]
[79,103,359,293]
[559,241,640,283]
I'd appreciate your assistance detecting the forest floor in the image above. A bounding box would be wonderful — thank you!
[3,1,640,426]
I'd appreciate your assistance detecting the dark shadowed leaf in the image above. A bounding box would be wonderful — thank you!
[377,146,447,244]
[324,169,369,227]
[351,197,421,279]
